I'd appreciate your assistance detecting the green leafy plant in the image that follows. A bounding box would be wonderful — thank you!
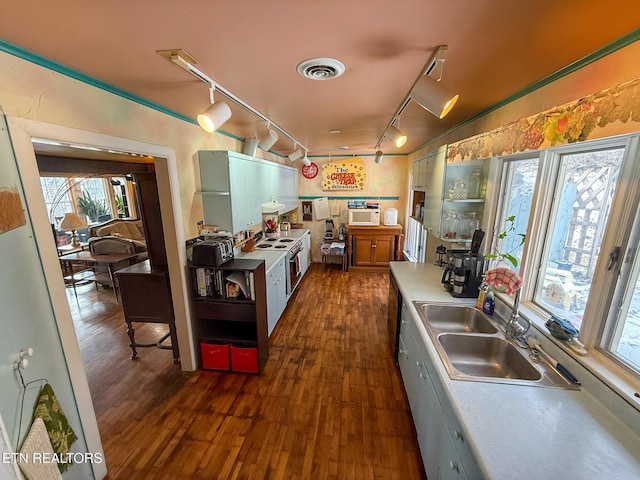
[485,215,526,268]
[77,192,109,223]
[115,194,126,216]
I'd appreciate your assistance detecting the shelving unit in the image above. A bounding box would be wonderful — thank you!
[189,258,268,374]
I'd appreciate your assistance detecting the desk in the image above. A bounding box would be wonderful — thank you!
[59,251,140,301]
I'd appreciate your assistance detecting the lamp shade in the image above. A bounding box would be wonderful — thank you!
[411,75,459,119]
[258,129,279,151]
[197,101,232,133]
[60,212,87,230]
[384,126,407,148]
[288,149,303,162]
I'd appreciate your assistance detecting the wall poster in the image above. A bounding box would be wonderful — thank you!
[321,157,365,190]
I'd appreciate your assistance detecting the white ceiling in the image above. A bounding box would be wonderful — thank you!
[2,1,639,157]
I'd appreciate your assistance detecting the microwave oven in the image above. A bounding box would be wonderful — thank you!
[348,208,380,226]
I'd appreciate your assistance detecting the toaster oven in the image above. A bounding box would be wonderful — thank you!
[192,239,234,267]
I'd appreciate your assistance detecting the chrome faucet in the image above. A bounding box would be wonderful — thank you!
[505,288,531,339]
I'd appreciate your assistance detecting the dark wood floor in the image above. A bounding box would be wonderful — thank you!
[68,264,426,479]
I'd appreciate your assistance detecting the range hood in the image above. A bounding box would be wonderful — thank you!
[261,200,285,213]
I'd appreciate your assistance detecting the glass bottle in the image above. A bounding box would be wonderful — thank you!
[462,212,479,239]
[468,168,482,199]
[443,210,460,239]
[452,180,468,199]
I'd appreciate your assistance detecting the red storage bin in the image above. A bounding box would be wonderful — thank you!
[231,343,259,373]
[200,341,231,370]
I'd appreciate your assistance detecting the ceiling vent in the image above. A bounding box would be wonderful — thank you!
[297,58,345,80]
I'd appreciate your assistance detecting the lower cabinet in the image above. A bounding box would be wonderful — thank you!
[266,256,287,336]
[348,225,403,272]
[399,301,482,479]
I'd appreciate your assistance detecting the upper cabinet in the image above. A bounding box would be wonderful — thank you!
[412,146,489,245]
[198,151,298,233]
[439,159,487,243]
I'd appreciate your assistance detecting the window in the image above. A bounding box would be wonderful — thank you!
[492,157,539,273]
[602,206,640,372]
[492,136,640,381]
[40,176,72,225]
[534,148,624,329]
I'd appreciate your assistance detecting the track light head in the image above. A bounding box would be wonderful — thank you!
[374,150,384,164]
[301,155,311,166]
[384,125,407,148]
[258,128,279,151]
[197,101,232,133]
[411,75,459,119]
[288,148,303,162]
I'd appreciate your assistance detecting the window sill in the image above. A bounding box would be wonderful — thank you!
[495,293,640,420]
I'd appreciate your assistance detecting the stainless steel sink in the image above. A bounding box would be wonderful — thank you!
[412,301,579,389]
[418,304,498,334]
[438,334,541,380]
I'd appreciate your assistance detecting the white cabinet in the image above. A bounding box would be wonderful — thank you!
[300,230,311,275]
[198,151,299,233]
[266,255,287,336]
[422,146,447,238]
[412,155,428,190]
[280,166,298,213]
[399,302,481,480]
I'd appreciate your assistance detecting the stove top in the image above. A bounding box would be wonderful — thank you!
[255,236,301,251]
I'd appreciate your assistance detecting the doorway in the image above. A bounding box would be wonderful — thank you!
[6,117,196,477]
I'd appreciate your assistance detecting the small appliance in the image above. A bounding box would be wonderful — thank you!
[192,239,234,267]
[324,219,335,241]
[441,230,485,298]
[348,208,380,226]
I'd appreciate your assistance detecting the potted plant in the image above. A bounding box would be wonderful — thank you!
[485,215,526,269]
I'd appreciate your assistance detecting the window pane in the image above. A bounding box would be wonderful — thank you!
[40,177,71,225]
[492,158,538,273]
[78,178,111,222]
[535,148,625,330]
[611,274,640,371]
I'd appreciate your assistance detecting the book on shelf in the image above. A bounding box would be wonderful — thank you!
[225,271,250,299]
[196,268,207,297]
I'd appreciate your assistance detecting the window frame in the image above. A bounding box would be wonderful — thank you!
[490,133,640,395]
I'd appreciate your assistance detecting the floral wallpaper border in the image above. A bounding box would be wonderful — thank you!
[448,77,640,163]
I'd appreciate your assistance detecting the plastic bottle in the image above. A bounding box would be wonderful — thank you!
[482,289,495,316]
[476,279,487,310]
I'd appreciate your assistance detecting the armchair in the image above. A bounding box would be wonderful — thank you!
[88,237,140,289]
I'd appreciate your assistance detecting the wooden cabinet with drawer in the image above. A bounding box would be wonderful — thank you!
[348,225,403,272]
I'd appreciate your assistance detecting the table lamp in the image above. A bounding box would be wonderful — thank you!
[60,212,87,246]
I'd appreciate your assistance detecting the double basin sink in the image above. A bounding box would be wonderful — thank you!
[413,302,579,389]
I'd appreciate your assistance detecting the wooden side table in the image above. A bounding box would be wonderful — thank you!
[321,252,347,272]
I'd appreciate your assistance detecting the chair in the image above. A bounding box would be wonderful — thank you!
[88,237,138,289]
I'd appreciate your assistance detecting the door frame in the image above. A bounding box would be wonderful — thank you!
[7,117,197,479]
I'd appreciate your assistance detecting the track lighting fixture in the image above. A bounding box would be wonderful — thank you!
[384,125,407,148]
[301,155,311,166]
[242,137,258,156]
[164,50,307,153]
[288,148,303,162]
[197,88,232,133]
[258,124,279,151]
[374,45,457,151]
[411,74,459,119]
[374,150,384,164]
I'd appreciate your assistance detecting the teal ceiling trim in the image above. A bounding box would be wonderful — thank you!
[299,195,399,200]
[408,27,640,155]
[0,38,246,142]
[308,153,408,158]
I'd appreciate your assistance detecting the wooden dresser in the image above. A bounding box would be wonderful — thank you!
[348,225,403,273]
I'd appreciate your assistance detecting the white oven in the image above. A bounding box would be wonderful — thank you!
[286,240,303,296]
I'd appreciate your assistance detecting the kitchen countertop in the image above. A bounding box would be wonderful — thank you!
[390,261,640,480]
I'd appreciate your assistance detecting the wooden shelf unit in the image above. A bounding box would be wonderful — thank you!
[188,258,268,374]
